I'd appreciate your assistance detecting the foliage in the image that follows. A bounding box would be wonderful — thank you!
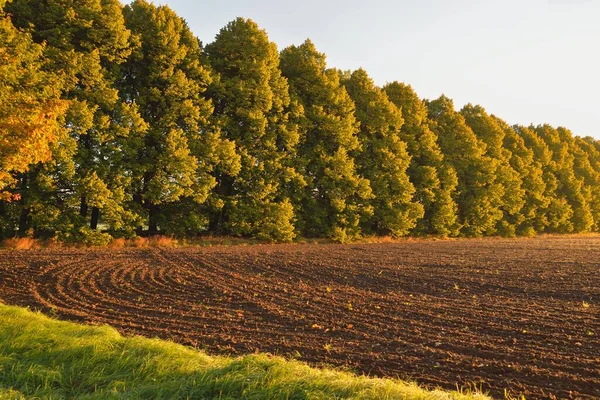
[280,40,373,241]
[427,96,504,237]
[1,4,599,242]
[342,70,422,237]
[0,1,64,198]
[5,0,145,239]
[204,18,301,242]
[384,83,459,236]
[121,0,238,235]
[461,105,525,236]
[533,125,594,233]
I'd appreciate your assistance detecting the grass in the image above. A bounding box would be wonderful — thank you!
[0,238,39,250]
[4,232,600,250]
[0,304,490,400]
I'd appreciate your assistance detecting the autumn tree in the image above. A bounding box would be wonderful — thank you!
[0,0,66,239]
[342,69,422,237]
[0,0,64,199]
[6,0,146,242]
[204,18,302,242]
[280,40,372,242]
[383,82,459,236]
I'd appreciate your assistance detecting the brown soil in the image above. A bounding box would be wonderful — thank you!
[1,236,599,399]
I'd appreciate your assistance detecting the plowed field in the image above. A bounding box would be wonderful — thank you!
[1,236,599,399]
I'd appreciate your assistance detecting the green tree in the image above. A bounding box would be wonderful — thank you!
[120,0,239,236]
[427,96,502,236]
[515,125,572,233]
[280,40,372,242]
[492,121,549,236]
[461,105,525,236]
[383,82,458,236]
[573,136,600,231]
[342,69,422,237]
[204,18,303,242]
[533,125,593,233]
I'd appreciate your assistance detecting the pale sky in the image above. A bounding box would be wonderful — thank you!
[152,0,600,139]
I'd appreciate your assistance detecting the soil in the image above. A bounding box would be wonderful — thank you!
[1,236,599,399]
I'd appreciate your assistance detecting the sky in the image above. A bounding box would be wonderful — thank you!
[152,0,600,139]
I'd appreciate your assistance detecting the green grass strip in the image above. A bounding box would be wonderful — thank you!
[0,304,490,399]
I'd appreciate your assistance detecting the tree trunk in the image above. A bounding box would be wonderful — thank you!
[148,204,158,235]
[79,195,88,218]
[132,192,144,235]
[90,207,100,230]
[208,176,233,234]
[142,171,159,235]
[78,133,92,220]
[17,175,30,237]
[208,209,222,234]
[18,207,30,237]
[0,200,5,239]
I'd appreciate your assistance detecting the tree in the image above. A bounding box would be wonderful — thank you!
[342,69,422,237]
[427,96,502,236]
[204,18,302,242]
[383,82,458,236]
[280,40,372,242]
[514,125,572,233]
[4,0,600,243]
[6,0,146,241]
[573,136,600,231]
[461,105,525,236]
[120,0,239,236]
[0,0,64,199]
[533,124,593,233]
[492,121,548,236]
[0,0,66,239]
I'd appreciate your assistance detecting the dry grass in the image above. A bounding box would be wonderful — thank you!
[130,236,179,248]
[148,236,179,248]
[356,235,453,244]
[1,238,39,250]
[182,235,262,247]
[1,236,180,250]
[108,238,127,248]
[4,233,600,250]
[130,236,149,248]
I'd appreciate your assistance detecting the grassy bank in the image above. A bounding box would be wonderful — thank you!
[0,304,489,399]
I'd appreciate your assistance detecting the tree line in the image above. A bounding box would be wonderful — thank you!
[1,0,599,244]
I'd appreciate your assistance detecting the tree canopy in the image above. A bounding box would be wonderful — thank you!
[280,40,372,241]
[0,0,64,198]
[1,3,599,243]
[205,17,301,241]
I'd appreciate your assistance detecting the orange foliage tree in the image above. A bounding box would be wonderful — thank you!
[0,0,65,200]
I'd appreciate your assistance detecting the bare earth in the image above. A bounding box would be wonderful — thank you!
[1,236,599,399]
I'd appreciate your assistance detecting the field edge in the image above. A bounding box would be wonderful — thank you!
[0,303,490,400]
